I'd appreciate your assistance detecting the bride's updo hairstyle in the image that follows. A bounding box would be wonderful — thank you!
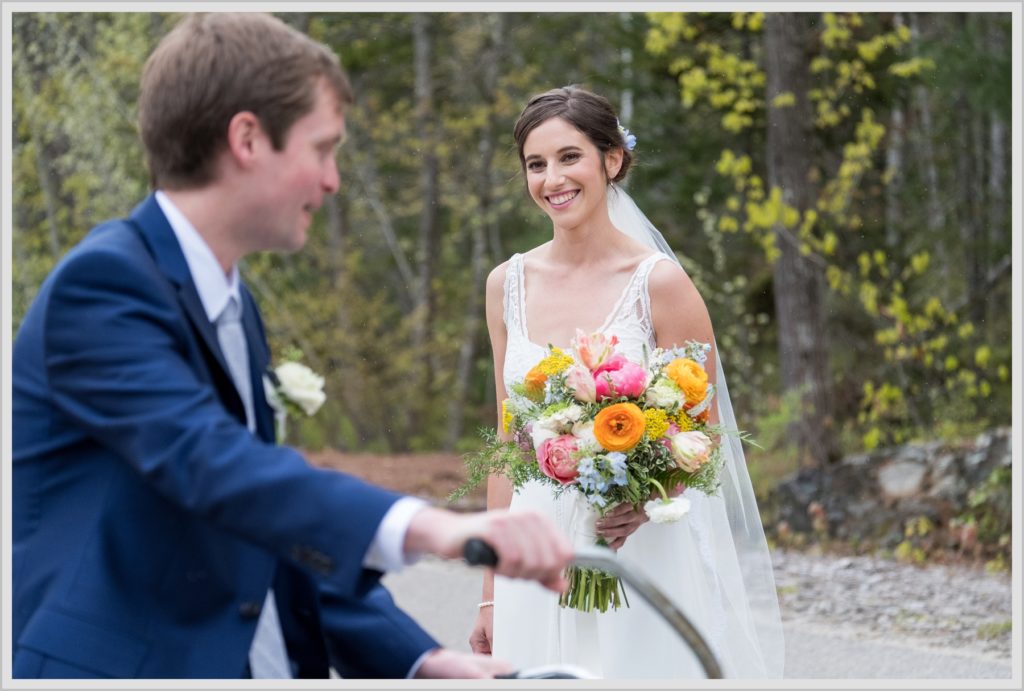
[513,85,633,184]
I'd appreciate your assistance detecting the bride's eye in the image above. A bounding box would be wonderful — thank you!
[561,151,581,164]
[527,160,545,172]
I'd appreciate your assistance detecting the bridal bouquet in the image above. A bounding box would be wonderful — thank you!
[452,330,739,613]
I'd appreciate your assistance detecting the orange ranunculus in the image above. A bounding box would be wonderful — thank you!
[524,365,548,399]
[593,402,646,452]
[665,358,708,407]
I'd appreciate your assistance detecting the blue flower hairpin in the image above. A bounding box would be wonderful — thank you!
[617,121,637,151]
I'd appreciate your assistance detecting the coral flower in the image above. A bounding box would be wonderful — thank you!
[664,358,708,406]
[524,365,548,400]
[594,354,648,400]
[593,402,646,452]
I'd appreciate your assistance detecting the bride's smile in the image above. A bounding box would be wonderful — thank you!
[546,189,579,208]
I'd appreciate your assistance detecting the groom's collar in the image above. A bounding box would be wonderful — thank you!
[129,193,192,289]
[155,190,241,324]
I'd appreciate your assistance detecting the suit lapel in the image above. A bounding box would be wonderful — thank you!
[129,194,247,425]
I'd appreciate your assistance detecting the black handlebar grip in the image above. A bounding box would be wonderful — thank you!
[463,538,499,567]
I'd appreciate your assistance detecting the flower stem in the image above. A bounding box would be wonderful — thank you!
[648,476,670,502]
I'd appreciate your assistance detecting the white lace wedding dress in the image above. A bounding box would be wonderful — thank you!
[491,252,778,679]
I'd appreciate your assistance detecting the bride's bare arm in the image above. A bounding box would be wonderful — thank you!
[648,260,719,426]
[598,260,723,550]
[470,262,515,654]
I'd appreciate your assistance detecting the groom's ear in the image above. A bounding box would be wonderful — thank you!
[225,111,266,169]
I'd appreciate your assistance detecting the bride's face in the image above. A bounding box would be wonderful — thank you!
[522,116,622,230]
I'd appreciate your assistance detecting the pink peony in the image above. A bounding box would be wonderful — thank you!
[572,329,619,371]
[536,435,580,485]
[565,364,597,403]
[669,431,714,473]
[593,354,649,400]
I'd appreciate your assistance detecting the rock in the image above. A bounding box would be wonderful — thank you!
[768,428,1010,547]
[927,474,966,503]
[878,460,928,498]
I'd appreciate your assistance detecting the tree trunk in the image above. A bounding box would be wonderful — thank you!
[445,14,505,449]
[15,25,63,261]
[347,141,416,309]
[764,13,837,467]
[322,193,373,449]
[953,17,986,328]
[984,14,1008,336]
[881,18,930,434]
[908,14,947,294]
[33,135,62,260]
[884,105,904,251]
[410,13,440,441]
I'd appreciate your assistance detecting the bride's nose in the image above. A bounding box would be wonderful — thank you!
[545,165,565,187]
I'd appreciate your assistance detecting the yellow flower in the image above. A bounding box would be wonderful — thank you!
[538,347,575,376]
[665,358,709,407]
[501,399,513,435]
[644,408,670,439]
[675,411,697,432]
[594,403,646,452]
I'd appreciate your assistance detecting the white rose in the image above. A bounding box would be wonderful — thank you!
[274,361,326,416]
[530,423,558,450]
[570,420,600,455]
[645,378,684,409]
[644,496,692,524]
[535,404,584,435]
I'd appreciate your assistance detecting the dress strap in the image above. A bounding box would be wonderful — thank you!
[503,253,527,338]
[603,252,670,330]
[637,253,671,324]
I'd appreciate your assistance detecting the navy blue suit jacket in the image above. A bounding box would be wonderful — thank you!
[12,194,438,678]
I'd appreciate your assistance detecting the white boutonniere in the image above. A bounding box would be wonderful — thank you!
[263,359,326,442]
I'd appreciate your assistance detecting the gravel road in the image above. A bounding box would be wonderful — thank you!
[382,548,1014,680]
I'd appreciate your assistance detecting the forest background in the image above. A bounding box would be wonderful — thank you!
[9,11,1014,518]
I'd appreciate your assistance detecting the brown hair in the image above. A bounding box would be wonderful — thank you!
[139,13,354,189]
[512,85,633,184]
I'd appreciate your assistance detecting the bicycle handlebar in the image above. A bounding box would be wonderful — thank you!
[462,538,723,679]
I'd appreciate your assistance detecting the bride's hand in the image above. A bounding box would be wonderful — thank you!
[595,503,649,550]
[469,607,494,654]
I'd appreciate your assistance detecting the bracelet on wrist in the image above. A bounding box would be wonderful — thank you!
[478,600,494,609]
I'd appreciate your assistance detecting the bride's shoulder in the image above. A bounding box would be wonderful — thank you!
[486,249,529,296]
[647,256,701,300]
[486,259,511,295]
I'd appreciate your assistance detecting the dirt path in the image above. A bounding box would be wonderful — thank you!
[306,449,484,509]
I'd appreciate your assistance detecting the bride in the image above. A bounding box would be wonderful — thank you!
[469,86,785,678]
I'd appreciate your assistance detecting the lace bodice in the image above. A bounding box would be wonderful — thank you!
[502,252,669,389]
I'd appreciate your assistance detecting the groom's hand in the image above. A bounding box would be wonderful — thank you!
[414,648,512,678]
[404,507,571,592]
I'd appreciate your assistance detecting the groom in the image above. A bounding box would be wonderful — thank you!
[11,13,570,679]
